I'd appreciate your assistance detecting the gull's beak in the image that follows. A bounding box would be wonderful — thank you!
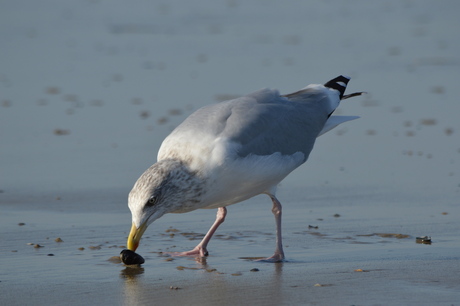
[127,222,148,251]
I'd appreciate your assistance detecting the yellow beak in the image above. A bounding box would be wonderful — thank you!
[127,222,148,251]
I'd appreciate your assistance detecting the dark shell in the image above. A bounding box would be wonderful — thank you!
[120,249,145,265]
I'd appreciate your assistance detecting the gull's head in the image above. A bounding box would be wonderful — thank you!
[126,159,204,251]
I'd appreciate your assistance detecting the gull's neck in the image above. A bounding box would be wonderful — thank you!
[154,159,207,212]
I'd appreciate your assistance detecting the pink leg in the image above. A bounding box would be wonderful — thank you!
[170,207,227,257]
[259,195,285,262]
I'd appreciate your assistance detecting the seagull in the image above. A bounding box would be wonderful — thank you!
[126,75,363,262]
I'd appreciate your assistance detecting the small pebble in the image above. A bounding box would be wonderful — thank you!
[78,247,85,251]
[120,249,145,265]
[250,268,259,272]
[55,237,63,242]
[416,236,432,244]
[47,254,54,256]
[18,223,25,226]
[34,244,44,248]
[169,286,180,290]
[54,129,70,136]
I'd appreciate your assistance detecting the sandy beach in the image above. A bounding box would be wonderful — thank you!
[2,187,459,305]
[1,0,460,305]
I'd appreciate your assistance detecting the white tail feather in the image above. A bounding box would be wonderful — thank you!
[318,116,359,137]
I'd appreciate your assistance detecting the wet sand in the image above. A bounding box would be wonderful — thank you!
[2,0,460,305]
[1,187,459,305]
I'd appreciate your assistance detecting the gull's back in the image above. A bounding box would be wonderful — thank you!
[159,85,334,168]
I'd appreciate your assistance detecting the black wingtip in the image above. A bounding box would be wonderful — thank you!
[324,75,351,99]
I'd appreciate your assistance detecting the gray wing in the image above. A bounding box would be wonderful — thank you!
[168,88,331,160]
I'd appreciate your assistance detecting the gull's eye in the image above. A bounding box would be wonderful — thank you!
[146,195,157,207]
